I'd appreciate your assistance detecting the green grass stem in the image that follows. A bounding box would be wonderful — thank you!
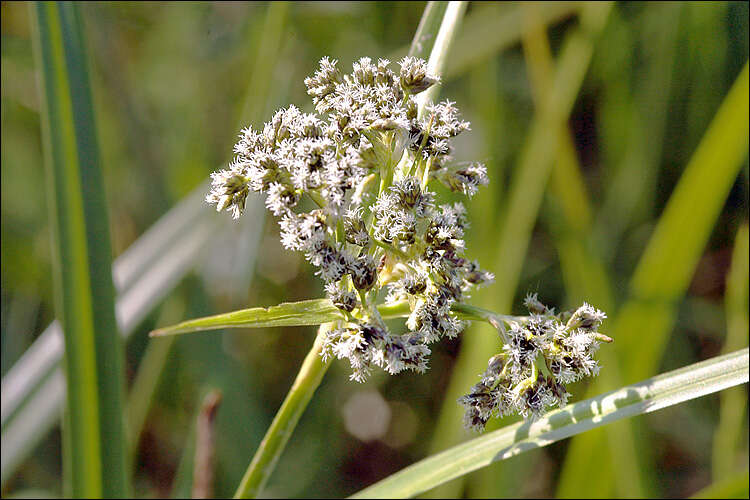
[233,325,333,498]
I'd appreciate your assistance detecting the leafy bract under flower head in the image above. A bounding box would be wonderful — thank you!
[207,55,492,382]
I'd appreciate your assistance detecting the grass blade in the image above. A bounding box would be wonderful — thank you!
[150,300,509,338]
[351,348,750,499]
[151,299,347,337]
[416,1,468,115]
[30,2,128,496]
[407,1,448,60]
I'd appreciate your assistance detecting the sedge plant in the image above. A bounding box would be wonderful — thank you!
[15,1,748,498]
[154,3,614,496]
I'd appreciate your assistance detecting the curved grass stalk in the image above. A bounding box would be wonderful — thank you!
[233,325,333,498]
[350,348,750,499]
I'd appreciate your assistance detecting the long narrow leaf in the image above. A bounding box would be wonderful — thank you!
[149,300,500,339]
[31,2,128,496]
[151,299,347,336]
[416,2,468,115]
[351,348,749,499]
[406,1,448,60]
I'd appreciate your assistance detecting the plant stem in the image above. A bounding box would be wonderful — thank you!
[233,324,333,498]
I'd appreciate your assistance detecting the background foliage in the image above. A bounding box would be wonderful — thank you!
[2,2,748,498]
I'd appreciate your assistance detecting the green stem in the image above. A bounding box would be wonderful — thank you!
[233,323,334,498]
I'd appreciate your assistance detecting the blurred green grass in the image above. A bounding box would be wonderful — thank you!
[1,2,748,498]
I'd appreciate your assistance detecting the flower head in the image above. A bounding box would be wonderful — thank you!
[459,294,609,431]
[207,56,492,382]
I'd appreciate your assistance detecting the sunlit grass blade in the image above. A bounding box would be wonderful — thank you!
[558,61,749,497]
[416,2,467,115]
[151,299,346,337]
[351,348,749,499]
[30,2,128,496]
[0,367,65,488]
[712,224,749,481]
[425,3,613,497]
[407,1,448,60]
[149,299,500,338]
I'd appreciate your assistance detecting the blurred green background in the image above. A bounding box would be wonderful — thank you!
[1,1,748,498]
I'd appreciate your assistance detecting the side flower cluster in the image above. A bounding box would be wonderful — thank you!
[206,56,492,382]
[458,294,609,431]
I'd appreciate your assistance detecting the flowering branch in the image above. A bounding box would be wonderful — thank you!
[152,2,613,497]
[206,53,492,383]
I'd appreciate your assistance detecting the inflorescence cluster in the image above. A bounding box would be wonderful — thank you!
[207,55,609,428]
[458,293,610,431]
[207,56,492,382]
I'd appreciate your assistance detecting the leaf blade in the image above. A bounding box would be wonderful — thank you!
[31,2,128,496]
[350,348,749,499]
